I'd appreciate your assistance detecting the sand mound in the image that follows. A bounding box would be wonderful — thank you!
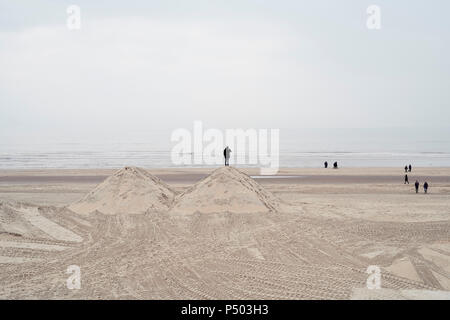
[170,166,283,215]
[69,167,176,215]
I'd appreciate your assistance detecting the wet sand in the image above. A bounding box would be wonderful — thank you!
[1,167,450,185]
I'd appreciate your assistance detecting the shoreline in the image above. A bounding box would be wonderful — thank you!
[1,167,450,185]
[2,166,450,173]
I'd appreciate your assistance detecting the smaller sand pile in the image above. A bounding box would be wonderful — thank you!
[170,166,283,215]
[69,167,176,215]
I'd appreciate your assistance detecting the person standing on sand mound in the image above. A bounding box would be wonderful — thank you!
[223,146,232,166]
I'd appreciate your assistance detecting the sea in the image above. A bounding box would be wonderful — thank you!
[1,127,449,169]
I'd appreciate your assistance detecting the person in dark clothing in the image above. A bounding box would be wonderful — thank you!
[415,180,419,193]
[404,174,409,184]
[223,146,231,166]
[424,181,429,194]
[333,162,338,169]
[404,165,408,173]
[408,164,412,172]
[324,161,328,169]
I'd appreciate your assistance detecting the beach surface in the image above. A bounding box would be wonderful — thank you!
[0,167,449,299]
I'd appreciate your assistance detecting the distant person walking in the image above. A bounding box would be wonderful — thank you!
[424,181,429,194]
[409,164,412,172]
[415,180,420,193]
[324,161,328,169]
[404,165,408,173]
[333,162,338,169]
[223,146,231,166]
[404,174,409,184]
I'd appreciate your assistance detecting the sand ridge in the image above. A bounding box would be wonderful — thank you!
[0,201,83,242]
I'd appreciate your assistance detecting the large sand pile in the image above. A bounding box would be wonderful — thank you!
[69,167,176,215]
[170,166,283,215]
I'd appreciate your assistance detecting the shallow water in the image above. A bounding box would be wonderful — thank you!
[1,128,450,168]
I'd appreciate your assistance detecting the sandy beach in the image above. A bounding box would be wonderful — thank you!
[2,0,450,306]
[0,166,449,299]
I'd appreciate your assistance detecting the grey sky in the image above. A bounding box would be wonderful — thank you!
[1,0,449,140]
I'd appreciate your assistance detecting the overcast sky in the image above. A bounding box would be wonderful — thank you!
[1,0,449,140]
